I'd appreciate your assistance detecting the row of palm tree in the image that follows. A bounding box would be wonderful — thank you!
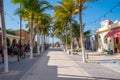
[0,0,95,72]
[0,0,53,72]
[11,0,53,59]
[53,0,94,62]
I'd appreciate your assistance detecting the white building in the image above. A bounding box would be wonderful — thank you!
[96,20,120,53]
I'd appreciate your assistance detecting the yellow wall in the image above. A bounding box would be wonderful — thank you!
[14,29,30,45]
[0,29,30,46]
[7,35,19,45]
[0,34,20,46]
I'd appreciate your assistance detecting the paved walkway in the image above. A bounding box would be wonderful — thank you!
[86,51,120,73]
[69,55,120,80]
[0,48,120,80]
[20,48,120,80]
[0,52,44,80]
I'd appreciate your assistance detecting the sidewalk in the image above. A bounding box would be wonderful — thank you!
[0,49,120,80]
[20,48,120,80]
[86,51,120,73]
[0,51,45,80]
[0,55,18,69]
[20,48,92,80]
[86,51,120,62]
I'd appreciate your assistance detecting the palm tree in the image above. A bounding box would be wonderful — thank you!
[72,21,91,48]
[0,0,9,72]
[53,15,70,50]
[77,0,95,62]
[72,21,81,48]
[53,0,78,54]
[37,14,52,51]
[12,0,52,59]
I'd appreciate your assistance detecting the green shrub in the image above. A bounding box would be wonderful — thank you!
[6,29,16,35]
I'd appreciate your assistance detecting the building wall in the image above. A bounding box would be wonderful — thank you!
[97,32,108,52]
[0,29,30,46]
[90,34,98,51]
[96,20,120,53]
[107,38,114,52]
[7,35,19,45]
[14,29,30,45]
[0,33,20,46]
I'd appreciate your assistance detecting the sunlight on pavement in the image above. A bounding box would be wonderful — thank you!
[47,51,93,79]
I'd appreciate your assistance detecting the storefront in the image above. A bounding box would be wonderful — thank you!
[104,27,120,53]
[96,20,120,53]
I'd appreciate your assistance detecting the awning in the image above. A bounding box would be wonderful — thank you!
[104,27,120,38]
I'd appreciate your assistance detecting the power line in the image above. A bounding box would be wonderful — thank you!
[4,10,19,25]
[86,2,120,26]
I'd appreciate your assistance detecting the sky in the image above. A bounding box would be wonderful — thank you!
[1,0,120,43]
[83,0,120,33]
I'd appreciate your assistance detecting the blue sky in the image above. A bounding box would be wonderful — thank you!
[83,0,120,33]
[2,0,120,31]
[1,0,120,42]
[1,0,59,30]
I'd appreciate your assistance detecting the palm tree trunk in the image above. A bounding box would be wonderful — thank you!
[19,3,22,61]
[36,21,40,54]
[32,19,38,44]
[76,38,80,48]
[48,35,49,44]
[40,29,43,52]
[37,34,40,54]
[79,5,86,63]
[30,14,34,59]
[41,34,44,52]
[32,31,37,44]
[0,0,9,72]
[52,34,54,48]
[43,34,45,50]
[65,25,68,51]
[70,19,73,55]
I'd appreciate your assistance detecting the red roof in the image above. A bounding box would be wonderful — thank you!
[104,27,120,38]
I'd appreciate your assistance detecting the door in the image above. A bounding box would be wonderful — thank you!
[114,37,119,53]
